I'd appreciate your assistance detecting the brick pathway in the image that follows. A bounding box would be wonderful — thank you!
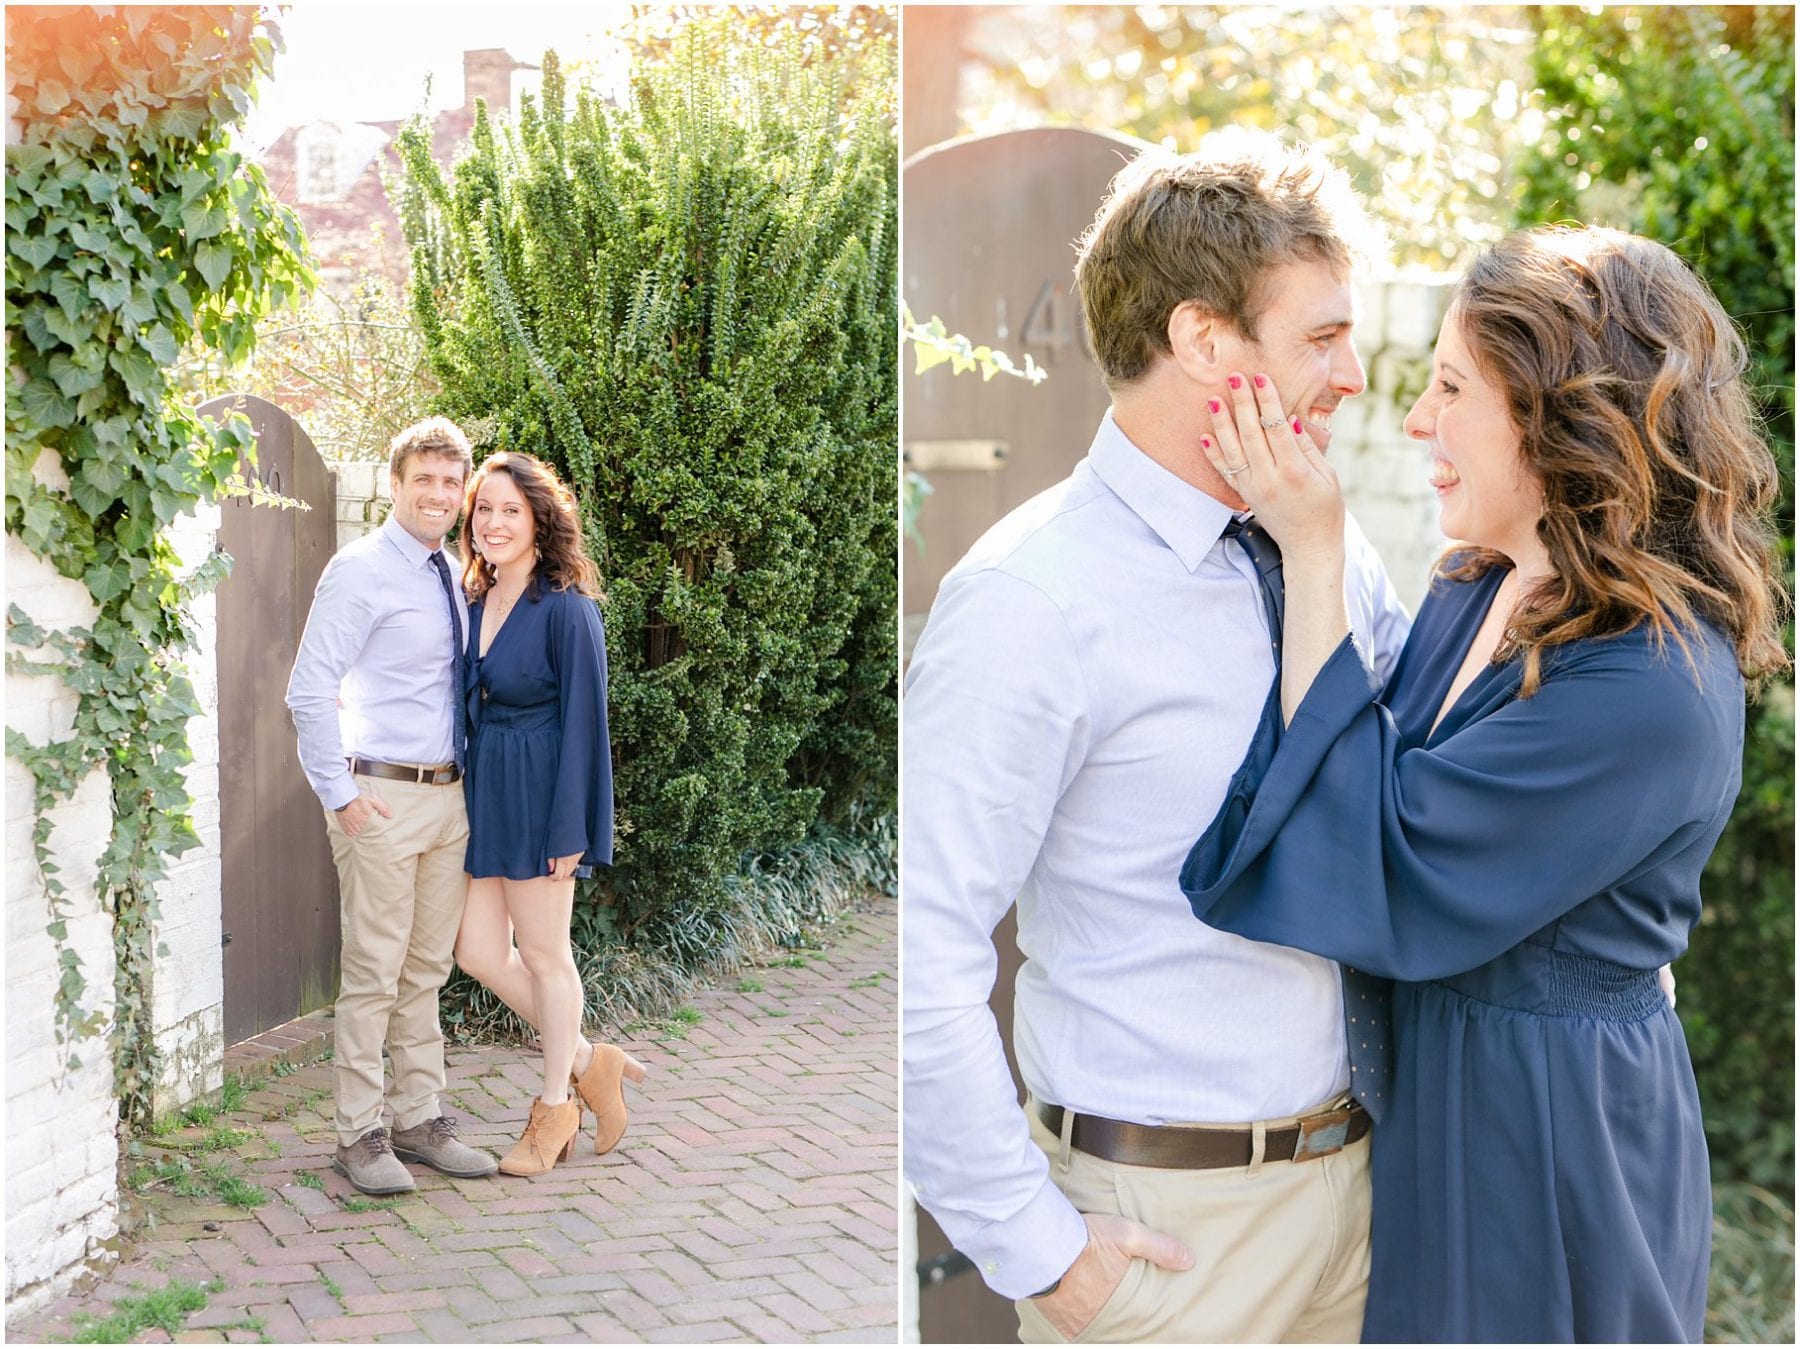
[11,895,897,1344]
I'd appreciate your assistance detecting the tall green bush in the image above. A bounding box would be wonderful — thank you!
[1515,5,1795,1194]
[396,21,895,974]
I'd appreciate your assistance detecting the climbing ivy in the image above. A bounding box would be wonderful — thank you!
[5,7,312,1123]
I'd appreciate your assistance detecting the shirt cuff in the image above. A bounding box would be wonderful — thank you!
[958,1177,1090,1301]
[321,775,359,812]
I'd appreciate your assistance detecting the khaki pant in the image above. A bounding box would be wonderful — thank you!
[1016,1097,1372,1344]
[323,774,470,1147]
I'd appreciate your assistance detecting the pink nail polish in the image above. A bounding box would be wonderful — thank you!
[1292,417,1303,434]
[1208,398,1222,414]
[1254,373,1267,389]
[1201,435,1212,450]
[1228,374,1243,390]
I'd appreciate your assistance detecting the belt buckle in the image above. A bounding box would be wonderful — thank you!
[1291,1105,1352,1162]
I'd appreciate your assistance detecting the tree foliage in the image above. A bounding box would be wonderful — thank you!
[200,264,435,462]
[1516,4,1795,1195]
[5,5,312,1121]
[397,18,895,974]
[952,4,1539,268]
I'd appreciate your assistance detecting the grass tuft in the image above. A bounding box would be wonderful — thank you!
[68,1278,214,1342]
[127,1155,267,1209]
[1708,1181,1794,1343]
[341,1194,403,1214]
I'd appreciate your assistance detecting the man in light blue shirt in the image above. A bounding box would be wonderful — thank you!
[903,132,1412,1342]
[286,417,497,1194]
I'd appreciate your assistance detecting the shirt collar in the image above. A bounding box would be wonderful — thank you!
[380,513,444,570]
[1087,409,1237,573]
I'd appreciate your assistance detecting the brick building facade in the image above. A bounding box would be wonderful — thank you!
[256,49,535,290]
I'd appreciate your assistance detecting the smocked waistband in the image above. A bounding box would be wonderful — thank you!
[1430,944,1667,1022]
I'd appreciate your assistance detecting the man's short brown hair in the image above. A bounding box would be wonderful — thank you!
[1074,129,1384,387]
[388,417,473,484]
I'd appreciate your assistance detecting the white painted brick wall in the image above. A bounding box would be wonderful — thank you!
[152,501,226,1117]
[332,457,390,549]
[5,524,121,1311]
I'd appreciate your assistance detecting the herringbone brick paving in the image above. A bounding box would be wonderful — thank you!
[10,895,898,1344]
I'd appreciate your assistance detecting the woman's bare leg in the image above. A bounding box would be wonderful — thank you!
[453,877,538,1023]
[503,875,584,1104]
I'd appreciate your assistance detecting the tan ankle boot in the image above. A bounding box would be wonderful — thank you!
[497,1097,582,1177]
[570,1042,647,1154]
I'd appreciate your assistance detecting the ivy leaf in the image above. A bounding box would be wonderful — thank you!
[10,232,60,269]
[58,46,101,86]
[49,272,85,320]
[180,199,228,242]
[91,276,129,310]
[912,342,952,375]
[68,221,111,255]
[120,286,157,328]
[109,349,161,408]
[21,309,54,351]
[42,306,91,347]
[34,78,71,115]
[19,378,75,429]
[48,351,104,396]
[71,470,121,519]
[165,280,195,324]
[20,496,61,545]
[116,505,154,554]
[141,324,178,367]
[81,169,119,204]
[158,104,208,142]
[194,241,231,288]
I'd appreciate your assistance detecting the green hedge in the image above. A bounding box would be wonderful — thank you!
[1516,5,1795,1194]
[396,20,896,985]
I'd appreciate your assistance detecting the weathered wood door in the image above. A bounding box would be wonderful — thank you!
[199,394,340,1045]
[902,127,1152,1343]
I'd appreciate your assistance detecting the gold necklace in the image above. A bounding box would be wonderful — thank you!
[489,583,525,618]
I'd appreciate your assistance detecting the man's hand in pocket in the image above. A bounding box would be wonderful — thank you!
[1035,1212,1193,1340]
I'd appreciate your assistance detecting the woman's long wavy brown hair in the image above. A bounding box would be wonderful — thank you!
[459,452,602,603]
[1441,226,1789,695]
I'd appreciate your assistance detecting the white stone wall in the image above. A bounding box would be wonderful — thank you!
[5,456,122,1309]
[1338,276,1456,613]
[330,456,391,548]
[150,500,227,1119]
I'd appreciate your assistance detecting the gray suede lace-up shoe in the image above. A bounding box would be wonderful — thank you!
[391,1114,499,1178]
[333,1126,417,1195]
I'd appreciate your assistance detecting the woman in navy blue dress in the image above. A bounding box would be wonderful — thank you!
[1185,228,1787,1341]
[451,452,644,1177]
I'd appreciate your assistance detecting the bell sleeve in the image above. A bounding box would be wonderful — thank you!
[1179,630,1742,980]
[544,588,615,868]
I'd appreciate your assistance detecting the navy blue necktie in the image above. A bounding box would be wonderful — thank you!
[1223,515,1391,1122]
[427,549,466,772]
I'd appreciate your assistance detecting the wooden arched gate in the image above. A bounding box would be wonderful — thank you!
[903,127,1155,1343]
[198,394,340,1045]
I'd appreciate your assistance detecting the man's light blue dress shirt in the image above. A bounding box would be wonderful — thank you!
[285,515,471,812]
[902,412,1412,1298]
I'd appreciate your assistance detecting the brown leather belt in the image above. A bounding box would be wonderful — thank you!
[1035,1098,1369,1169]
[348,757,461,786]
